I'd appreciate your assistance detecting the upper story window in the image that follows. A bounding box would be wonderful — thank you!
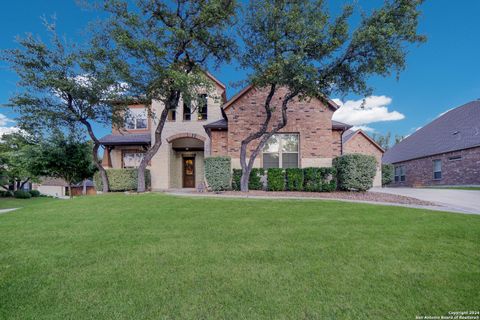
[197,94,208,120]
[433,159,442,180]
[262,134,299,169]
[167,109,176,121]
[183,103,191,121]
[394,165,406,182]
[125,108,147,130]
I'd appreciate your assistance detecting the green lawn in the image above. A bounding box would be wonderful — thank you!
[426,186,480,191]
[1,194,479,319]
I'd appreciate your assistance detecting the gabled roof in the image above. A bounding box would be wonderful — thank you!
[99,133,151,146]
[383,100,480,164]
[342,129,385,153]
[222,85,339,112]
[204,71,227,102]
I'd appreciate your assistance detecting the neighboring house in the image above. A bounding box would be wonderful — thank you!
[99,78,383,190]
[342,129,384,186]
[34,178,96,197]
[383,100,480,187]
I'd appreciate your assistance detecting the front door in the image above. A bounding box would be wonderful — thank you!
[182,157,195,188]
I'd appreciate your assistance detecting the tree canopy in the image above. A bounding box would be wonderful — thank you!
[237,0,426,191]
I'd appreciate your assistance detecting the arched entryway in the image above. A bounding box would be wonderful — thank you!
[167,134,206,188]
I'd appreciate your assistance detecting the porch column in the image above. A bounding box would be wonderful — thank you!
[102,146,113,168]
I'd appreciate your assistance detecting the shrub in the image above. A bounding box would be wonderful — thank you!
[0,190,13,197]
[204,156,231,191]
[267,168,285,191]
[14,190,32,199]
[29,190,41,197]
[231,168,264,191]
[382,164,394,186]
[303,167,337,192]
[231,169,242,191]
[94,168,151,192]
[249,168,264,190]
[333,154,377,191]
[286,168,304,191]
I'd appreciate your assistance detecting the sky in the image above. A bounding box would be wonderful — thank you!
[1,0,479,140]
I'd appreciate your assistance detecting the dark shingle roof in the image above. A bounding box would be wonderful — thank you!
[342,129,356,144]
[332,120,352,130]
[99,133,151,146]
[383,100,480,164]
[203,119,228,130]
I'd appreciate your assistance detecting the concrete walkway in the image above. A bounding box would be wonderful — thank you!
[370,187,480,215]
[0,208,19,215]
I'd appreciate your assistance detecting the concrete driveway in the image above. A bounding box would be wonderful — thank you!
[371,187,480,214]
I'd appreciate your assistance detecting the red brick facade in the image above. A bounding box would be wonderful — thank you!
[389,146,480,187]
[210,130,228,156]
[219,86,340,166]
[343,132,383,166]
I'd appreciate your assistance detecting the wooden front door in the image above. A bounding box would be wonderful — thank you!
[182,157,195,188]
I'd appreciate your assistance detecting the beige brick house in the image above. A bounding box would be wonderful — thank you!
[100,76,383,190]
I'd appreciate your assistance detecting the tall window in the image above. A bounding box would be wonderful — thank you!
[125,108,147,130]
[433,159,442,179]
[197,94,208,120]
[262,134,299,169]
[394,165,406,182]
[167,109,176,121]
[123,152,144,168]
[183,103,191,121]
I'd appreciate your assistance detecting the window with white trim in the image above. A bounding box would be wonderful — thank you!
[123,152,144,168]
[433,159,442,180]
[125,108,147,130]
[262,134,299,169]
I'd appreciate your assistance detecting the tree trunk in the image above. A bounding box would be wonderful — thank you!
[19,178,30,190]
[82,179,87,195]
[81,119,109,193]
[137,92,180,193]
[239,87,298,192]
[68,184,72,199]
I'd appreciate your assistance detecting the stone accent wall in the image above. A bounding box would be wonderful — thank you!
[210,131,228,156]
[343,132,384,187]
[223,87,337,168]
[388,146,480,187]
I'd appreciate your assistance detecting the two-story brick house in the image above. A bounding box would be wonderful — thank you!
[100,75,384,190]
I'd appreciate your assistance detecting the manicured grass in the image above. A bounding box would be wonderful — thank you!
[426,186,480,191]
[0,194,479,319]
[0,196,57,209]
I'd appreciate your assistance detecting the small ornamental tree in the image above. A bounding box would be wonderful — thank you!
[2,19,127,193]
[0,132,39,191]
[103,0,238,192]
[28,131,95,198]
[237,0,426,192]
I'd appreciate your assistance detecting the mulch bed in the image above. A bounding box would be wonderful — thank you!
[193,190,437,206]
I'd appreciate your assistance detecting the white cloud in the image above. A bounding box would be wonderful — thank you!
[0,113,14,127]
[351,125,375,133]
[0,113,20,138]
[332,96,405,127]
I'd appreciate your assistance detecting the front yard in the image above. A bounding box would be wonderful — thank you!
[0,194,479,319]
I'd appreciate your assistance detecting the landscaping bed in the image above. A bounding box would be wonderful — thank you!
[196,190,437,206]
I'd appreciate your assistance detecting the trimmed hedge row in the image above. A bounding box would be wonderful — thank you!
[231,168,264,191]
[205,156,231,191]
[14,190,31,199]
[231,167,337,192]
[94,168,151,192]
